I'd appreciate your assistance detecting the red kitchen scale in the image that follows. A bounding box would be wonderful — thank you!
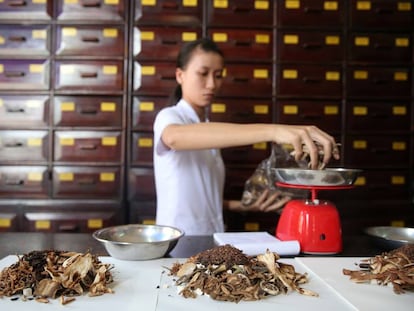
[273,168,360,254]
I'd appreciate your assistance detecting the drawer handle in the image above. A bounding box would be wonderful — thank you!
[303,77,322,83]
[8,0,27,7]
[79,144,97,150]
[373,78,389,85]
[371,148,388,155]
[80,108,98,115]
[161,39,178,45]
[4,71,25,78]
[161,2,178,9]
[5,179,24,186]
[4,142,23,147]
[78,178,96,185]
[160,75,176,81]
[303,43,322,49]
[7,107,25,113]
[58,224,79,232]
[375,8,393,14]
[9,36,27,42]
[82,36,100,43]
[372,112,388,119]
[233,77,249,83]
[233,6,250,12]
[81,0,101,8]
[80,72,98,78]
[235,40,252,47]
[374,44,391,50]
[304,7,322,13]
[301,113,322,120]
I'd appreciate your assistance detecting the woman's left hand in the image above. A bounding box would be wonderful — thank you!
[226,189,291,213]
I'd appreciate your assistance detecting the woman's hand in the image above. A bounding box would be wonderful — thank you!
[226,189,291,213]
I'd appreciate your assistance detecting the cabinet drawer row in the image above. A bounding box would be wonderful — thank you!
[0,131,123,163]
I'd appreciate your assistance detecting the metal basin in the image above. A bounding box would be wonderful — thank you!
[365,226,414,250]
[93,224,184,260]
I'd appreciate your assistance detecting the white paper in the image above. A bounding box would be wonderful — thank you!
[213,231,300,256]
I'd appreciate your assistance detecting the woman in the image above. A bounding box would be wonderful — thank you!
[153,38,340,235]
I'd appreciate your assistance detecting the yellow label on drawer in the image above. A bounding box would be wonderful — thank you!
[101,102,116,112]
[391,175,405,185]
[28,138,42,147]
[62,27,77,36]
[283,69,297,79]
[253,142,267,150]
[143,219,156,225]
[32,29,47,39]
[140,102,154,111]
[324,105,338,115]
[103,65,117,75]
[105,0,119,5]
[33,0,46,3]
[28,172,43,181]
[35,220,50,230]
[0,64,3,73]
[64,0,79,4]
[354,176,366,186]
[355,37,369,46]
[255,34,270,44]
[353,140,367,149]
[393,106,406,115]
[284,34,299,44]
[254,105,268,114]
[353,106,368,115]
[0,219,11,228]
[392,141,406,151]
[326,71,340,81]
[394,71,407,81]
[244,222,259,231]
[102,137,117,146]
[390,220,405,227]
[26,100,41,108]
[141,66,156,75]
[354,70,368,79]
[0,98,3,106]
[29,64,43,73]
[183,0,197,7]
[255,0,269,10]
[285,0,300,9]
[100,172,115,182]
[324,1,338,10]
[182,32,197,41]
[138,138,153,147]
[61,102,75,111]
[395,37,409,47]
[325,35,339,45]
[59,172,74,181]
[88,219,103,229]
[142,0,156,5]
[356,1,371,10]
[283,105,298,114]
[61,65,74,74]
[214,0,228,8]
[398,2,411,11]
[211,103,226,113]
[103,28,118,38]
[222,68,227,77]
[140,31,155,41]
[60,138,74,146]
[212,33,228,42]
[0,36,4,45]
[254,69,268,79]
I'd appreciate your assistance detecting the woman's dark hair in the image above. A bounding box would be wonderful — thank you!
[168,37,224,105]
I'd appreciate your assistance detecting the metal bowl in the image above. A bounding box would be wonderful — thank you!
[364,226,414,250]
[271,168,362,187]
[93,224,184,260]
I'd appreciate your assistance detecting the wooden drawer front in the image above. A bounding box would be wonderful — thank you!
[0,60,49,91]
[56,25,125,57]
[0,25,50,57]
[349,32,412,63]
[53,166,121,199]
[349,0,413,29]
[0,166,49,198]
[277,30,343,62]
[222,144,270,165]
[54,96,122,127]
[0,131,48,162]
[131,132,153,165]
[344,135,410,168]
[128,168,155,201]
[135,26,201,61]
[346,66,411,99]
[276,99,342,133]
[348,169,410,200]
[54,131,122,163]
[132,96,167,131]
[209,29,273,62]
[0,95,49,129]
[0,0,52,20]
[220,64,273,98]
[136,0,202,25]
[277,64,342,98]
[129,202,156,225]
[22,208,121,233]
[277,0,344,27]
[134,61,176,95]
[55,61,123,92]
[0,209,19,232]
[56,0,126,21]
[207,0,273,27]
[346,101,411,133]
[209,98,272,124]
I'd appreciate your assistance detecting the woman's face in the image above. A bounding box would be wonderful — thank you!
[176,48,224,115]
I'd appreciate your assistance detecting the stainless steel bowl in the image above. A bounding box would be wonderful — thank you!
[93,224,184,260]
[365,226,414,250]
[272,168,362,187]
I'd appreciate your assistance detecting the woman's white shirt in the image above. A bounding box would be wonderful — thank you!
[153,99,225,235]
